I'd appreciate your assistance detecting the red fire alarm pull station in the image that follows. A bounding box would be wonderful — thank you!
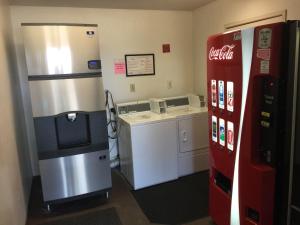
[162,44,170,53]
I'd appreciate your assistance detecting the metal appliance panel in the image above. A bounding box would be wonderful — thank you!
[29,77,105,117]
[39,150,111,202]
[178,113,209,153]
[22,24,101,76]
[131,120,178,189]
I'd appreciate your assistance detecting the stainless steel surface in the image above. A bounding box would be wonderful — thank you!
[22,24,101,76]
[287,26,300,225]
[39,150,112,202]
[291,205,300,213]
[29,77,106,117]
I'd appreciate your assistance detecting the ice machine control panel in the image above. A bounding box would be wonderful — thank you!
[88,60,101,70]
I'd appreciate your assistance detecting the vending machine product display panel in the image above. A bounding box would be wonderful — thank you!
[207,23,286,225]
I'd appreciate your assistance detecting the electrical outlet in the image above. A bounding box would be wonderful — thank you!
[130,83,135,92]
[167,81,172,89]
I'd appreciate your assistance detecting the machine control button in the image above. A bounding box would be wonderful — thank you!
[261,120,270,128]
[88,60,101,70]
[261,111,271,118]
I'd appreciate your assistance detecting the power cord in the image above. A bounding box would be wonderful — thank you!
[105,90,118,139]
[105,90,121,166]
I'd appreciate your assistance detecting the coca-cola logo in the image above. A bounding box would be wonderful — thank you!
[209,45,235,60]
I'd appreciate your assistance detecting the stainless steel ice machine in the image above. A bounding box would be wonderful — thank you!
[22,24,111,205]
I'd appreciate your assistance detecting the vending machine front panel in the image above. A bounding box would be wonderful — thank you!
[207,23,285,225]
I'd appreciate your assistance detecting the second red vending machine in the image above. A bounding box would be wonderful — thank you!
[207,23,286,225]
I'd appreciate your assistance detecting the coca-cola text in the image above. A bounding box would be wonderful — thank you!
[209,45,235,60]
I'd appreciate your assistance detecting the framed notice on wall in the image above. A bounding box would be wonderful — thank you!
[125,54,155,77]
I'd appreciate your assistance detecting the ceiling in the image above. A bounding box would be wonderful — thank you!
[9,0,215,10]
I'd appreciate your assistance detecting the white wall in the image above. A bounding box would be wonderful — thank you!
[10,6,194,174]
[0,0,31,224]
[193,0,300,97]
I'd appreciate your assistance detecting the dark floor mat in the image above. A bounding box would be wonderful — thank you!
[38,208,122,225]
[132,171,209,225]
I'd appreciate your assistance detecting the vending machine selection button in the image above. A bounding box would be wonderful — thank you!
[227,121,234,151]
[261,111,271,118]
[212,116,218,143]
[218,80,225,109]
[261,120,270,128]
[219,118,225,147]
[211,80,217,107]
[227,81,234,112]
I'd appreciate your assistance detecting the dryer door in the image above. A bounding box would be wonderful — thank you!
[178,113,209,153]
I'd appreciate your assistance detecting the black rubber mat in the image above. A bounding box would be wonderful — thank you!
[38,208,122,225]
[132,171,209,225]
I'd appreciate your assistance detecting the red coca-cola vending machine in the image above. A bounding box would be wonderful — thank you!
[207,22,291,225]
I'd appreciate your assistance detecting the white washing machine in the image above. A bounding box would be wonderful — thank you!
[163,95,209,177]
[116,101,178,190]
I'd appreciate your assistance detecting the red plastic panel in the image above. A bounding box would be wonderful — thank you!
[207,30,243,225]
[207,22,284,225]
